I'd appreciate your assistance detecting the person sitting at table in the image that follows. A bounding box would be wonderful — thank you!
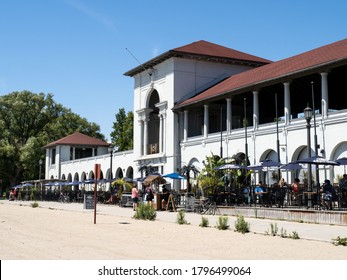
[272,182,285,208]
[291,178,300,204]
[339,174,347,207]
[320,179,333,210]
[254,181,268,206]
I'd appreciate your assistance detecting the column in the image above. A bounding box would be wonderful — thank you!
[159,114,163,153]
[162,112,166,152]
[226,98,232,134]
[204,104,209,138]
[253,91,259,130]
[143,118,149,156]
[183,110,188,142]
[138,119,144,156]
[321,72,329,119]
[283,82,291,125]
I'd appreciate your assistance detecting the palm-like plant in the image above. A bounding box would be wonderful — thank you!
[197,153,225,196]
[138,164,156,177]
[180,163,200,193]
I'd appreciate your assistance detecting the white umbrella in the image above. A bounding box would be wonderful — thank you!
[335,157,347,173]
[214,163,246,170]
[246,159,281,187]
[296,156,340,166]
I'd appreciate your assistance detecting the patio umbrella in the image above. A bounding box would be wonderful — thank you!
[247,159,281,187]
[21,183,33,187]
[335,157,347,173]
[83,179,96,184]
[143,174,166,185]
[162,172,186,180]
[247,159,281,171]
[66,181,83,186]
[296,156,340,166]
[280,162,306,170]
[214,163,246,170]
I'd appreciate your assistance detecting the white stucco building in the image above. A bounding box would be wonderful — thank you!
[44,39,347,188]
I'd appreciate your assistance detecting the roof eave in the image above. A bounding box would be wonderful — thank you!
[172,58,347,111]
[124,50,270,77]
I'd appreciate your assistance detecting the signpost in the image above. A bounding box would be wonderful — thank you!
[94,164,101,224]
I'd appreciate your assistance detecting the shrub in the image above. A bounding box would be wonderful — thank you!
[30,201,39,208]
[176,209,188,225]
[133,203,156,221]
[266,223,278,236]
[199,216,209,227]
[331,236,347,246]
[234,215,250,234]
[280,228,288,238]
[289,231,300,239]
[216,215,229,230]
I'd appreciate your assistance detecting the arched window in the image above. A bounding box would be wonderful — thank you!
[147,90,160,154]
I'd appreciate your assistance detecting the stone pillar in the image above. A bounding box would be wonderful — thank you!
[226,98,232,134]
[138,119,144,156]
[253,91,259,130]
[204,104,209,138]
[159,114,163,153]
[143,117,149,156]
[283,82,291,125]
[321,72,329,119]
[184,110,188,142]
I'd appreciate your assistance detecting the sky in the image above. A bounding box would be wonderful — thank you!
[1,0,347,141]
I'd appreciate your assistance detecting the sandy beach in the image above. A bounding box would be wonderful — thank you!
[0,201,346,260]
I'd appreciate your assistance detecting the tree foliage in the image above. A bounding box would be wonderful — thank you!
[197,153,225,195]
[180,163,200,193]
[110,108,133,151]
[0,91,105,187]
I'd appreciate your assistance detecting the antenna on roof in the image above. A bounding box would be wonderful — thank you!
[125,48,153,76]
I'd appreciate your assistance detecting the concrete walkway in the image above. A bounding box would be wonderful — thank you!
[1,200,347,243]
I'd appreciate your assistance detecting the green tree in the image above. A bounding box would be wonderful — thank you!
[0,91,104,187]
[110,108,133,151]
[197,153,225,196]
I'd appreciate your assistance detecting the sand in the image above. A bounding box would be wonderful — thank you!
[0,202,346,260]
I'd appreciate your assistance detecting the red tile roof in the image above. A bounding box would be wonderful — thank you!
[172,40,272,64]
[43,132,110,148]
[174,38,347,109]
[124,40,271,76]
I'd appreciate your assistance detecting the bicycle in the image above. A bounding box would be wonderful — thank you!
[58,193,70,203]
[197,198,221,215]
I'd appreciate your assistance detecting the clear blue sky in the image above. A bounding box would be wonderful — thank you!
[1,0,346,141]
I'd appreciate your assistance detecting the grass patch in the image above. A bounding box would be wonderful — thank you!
[331,236,347,246]
[216,216,229,230]
[234,215,250,234]
[199,216,209,227]
[176,209,189,225]
[289,231,300,239]
[265,223,278,236]
[133,203,156,221]
[30,201,39,208]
